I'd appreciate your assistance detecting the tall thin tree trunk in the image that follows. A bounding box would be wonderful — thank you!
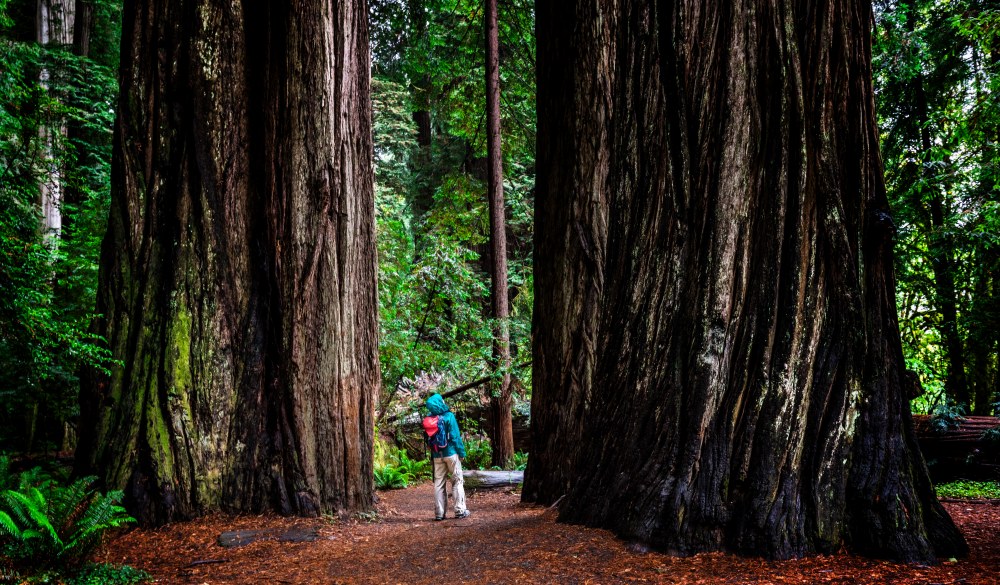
[71,0,92,56]
[35,0,74,244]
[77,0,378,525]
[526,0,966,562]
[407,0,434,218]
[484,0,513,469]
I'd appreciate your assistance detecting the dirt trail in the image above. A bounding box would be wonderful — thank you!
[97,483,1000,584]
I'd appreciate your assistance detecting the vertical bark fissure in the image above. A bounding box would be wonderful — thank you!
[79,0,377,524]
[528,0,967,562]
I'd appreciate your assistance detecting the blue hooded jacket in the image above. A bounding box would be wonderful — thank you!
[425,394,466,459]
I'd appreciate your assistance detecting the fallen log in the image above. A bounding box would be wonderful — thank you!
[463,469,523,489]
[380,361,532,425]
[913,414,1000,480]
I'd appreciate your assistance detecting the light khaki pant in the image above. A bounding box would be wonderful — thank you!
[433,454,467,518]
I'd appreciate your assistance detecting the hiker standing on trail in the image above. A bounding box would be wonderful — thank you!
[423,394,470,521]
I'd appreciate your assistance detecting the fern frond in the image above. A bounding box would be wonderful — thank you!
[6,490,61,548]
[16,467,50,492]
[0,510,21,540]
[19,528,44,541]
[48,476,94,534]
[60,489,134,561]
[2,491,32,528]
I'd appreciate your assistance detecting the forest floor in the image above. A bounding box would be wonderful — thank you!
[95,483,1000,584]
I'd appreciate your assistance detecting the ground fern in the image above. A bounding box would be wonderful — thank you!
[62,488,132,559]
[374,465,411,489]
[0,456,135,573]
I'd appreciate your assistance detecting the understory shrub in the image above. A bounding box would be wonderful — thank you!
[69,563,150,585]
[374,466,411,490]
[394,450,430,480]
[927,402,966,433]
[463,434,492,470]
[373,444,432,490]
[936,480,1000,499]
[0,455,141,583]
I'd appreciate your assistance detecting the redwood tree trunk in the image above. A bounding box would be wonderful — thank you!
[36,0,74,242]
[970,254,995,415]
[521,0,610,504]
[77,0,379,525]
[484,0,513,468]
[71,0,91,56]
[525,0,967,562]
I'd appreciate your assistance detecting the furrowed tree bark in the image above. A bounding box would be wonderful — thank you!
[525,0,967,562]
[77,0,379,525]
[484,0,514,469]
[71,0,91,56]
[522,0,610,504]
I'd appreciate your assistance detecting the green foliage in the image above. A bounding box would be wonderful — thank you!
[511,451,528,472]
[394,449,430,480]
[0,455,135,575]
[935,480,1000,499]
[0,3,119,451]
[373,441,431,490]
[927,402,966,433]
[374,466,412,490]
[875,0,1000,415]
[69,563,150,585]
[462,434,492,471]
[980,426,1000,450]
[370,0,535,420]
[373,430,395,470]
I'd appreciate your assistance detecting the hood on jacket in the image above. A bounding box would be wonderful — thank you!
[426,393,449,415]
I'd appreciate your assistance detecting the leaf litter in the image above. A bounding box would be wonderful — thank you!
[94,483,1000,584]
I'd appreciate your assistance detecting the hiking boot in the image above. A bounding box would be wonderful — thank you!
[434,516,445,521]
[454,510,470,519]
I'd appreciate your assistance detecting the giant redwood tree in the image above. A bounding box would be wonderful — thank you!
[524,0,968,562]
[76,0,379,524]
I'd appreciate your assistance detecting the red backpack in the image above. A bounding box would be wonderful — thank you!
[422,416,449,452]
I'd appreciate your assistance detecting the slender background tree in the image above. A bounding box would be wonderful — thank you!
[0,0,118,454]
[368,0,535,459]
[484,0,514,468]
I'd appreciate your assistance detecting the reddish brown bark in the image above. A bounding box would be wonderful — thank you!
[77,0,378,525]
[484,0,513,468]
[525,0,966,562]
